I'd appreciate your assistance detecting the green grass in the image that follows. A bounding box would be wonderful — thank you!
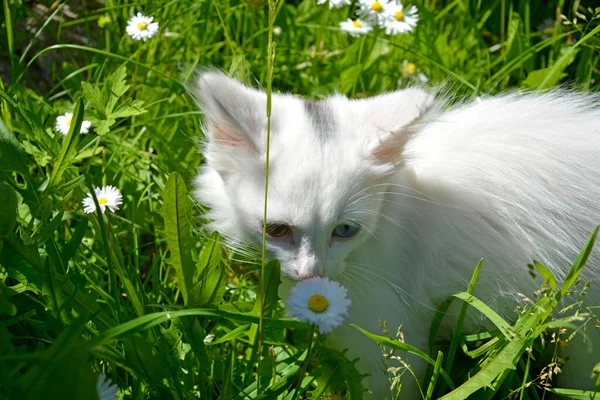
[1,0,600,399]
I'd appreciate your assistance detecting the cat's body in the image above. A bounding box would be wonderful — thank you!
[191,71,600,398]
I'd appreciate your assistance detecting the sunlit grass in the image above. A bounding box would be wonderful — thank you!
[1,0,599,398]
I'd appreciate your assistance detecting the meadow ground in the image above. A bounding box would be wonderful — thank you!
[1,0,600,399]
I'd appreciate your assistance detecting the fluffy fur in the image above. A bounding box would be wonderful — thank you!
[191,71,600,398]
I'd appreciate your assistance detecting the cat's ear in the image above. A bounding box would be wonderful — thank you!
[361,88,437,166]
[191,71,266,152]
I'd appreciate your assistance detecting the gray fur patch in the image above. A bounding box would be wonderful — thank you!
[304,100,336,141]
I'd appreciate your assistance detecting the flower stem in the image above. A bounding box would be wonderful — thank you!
[292,325,316,400]
[258,0,278,394]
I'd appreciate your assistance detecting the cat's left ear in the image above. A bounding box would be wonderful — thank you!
[191,71,266,152]
[361,88,437,166]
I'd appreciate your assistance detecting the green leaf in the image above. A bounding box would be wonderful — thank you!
[251,259,281,316]
[111,99,147,119]
[90,309,306,347]
[207,324,252,346]
[159,172,196,305]
[81,81,105,117]
[0,117,30,177]
[313,347,368,399]
[2,233,44,292]
[532,260,557,292]
[558,227,599,301]
[545,388,600,399]
[439,339,522,400]
[21,140,51,167]
[351,324,455,389]
[189,231,226,307]
[451,292,514,340]
[0,281,17,316]
[47,98,84,192]
[0,182,17,237]
[109,65,130,99]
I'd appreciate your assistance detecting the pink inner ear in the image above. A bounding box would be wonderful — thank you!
[214,123,245,146]
[372,135,407,164]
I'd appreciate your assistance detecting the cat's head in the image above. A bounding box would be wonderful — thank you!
[191,71,434,280]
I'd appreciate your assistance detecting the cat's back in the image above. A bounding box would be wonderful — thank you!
[399,90,600,283]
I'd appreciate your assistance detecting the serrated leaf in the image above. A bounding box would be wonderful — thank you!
[81,81,105,117]
[111,99,147,119]
[159,172,196,305]
[21,140,51,167]
[109,65,130,98]
[96,118,115,136]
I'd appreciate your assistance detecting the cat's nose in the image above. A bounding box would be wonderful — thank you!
[299,272,322,280]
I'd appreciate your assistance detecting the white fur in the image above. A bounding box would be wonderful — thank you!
[191,71,600,398]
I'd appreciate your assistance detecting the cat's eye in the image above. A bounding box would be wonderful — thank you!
[332,224,360,239]
[264,223,291,238]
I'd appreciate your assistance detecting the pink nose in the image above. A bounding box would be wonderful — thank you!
[299,273,321,280]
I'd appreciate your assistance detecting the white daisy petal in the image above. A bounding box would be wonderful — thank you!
[357,0,392,26]
[339,18,373,37]
[126,12,159,42]
[384,4,419,35]
[55,112,93,135]
[96,374,118,400]
[82,185,123,214]
[286,277,351,334]
[317,0,351,8]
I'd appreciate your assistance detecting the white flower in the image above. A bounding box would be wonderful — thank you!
[286,277,351,334]
[317,0,351,8]
[417,72,429,83]
[55,112,92,135]
[126,12,159,42]
[82,185,123,214]
[357,0,392,25]
[96,375,118,400]
[383,3,419,35]
[339,18,373,37]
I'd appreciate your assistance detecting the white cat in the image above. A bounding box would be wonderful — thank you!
[191,71,600,398]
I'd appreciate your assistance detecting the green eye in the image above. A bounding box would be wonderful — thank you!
[332,224,360,239]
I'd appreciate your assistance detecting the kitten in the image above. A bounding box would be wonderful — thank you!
[191,71,600,398]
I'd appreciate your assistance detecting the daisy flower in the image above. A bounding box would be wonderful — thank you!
[286,277,351,334]
[82,185,123,214]
[357,0,392,26]
[96,375,118,400]
[339,18,373,37]
[384,3,419,35]
[401,60,417,77]
[126,12,159,42]
[317,0,351,8]
[55,112,92,135]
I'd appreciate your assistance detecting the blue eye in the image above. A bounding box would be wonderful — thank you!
[332,224,360,239]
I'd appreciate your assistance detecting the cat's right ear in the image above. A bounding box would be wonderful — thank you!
[191,71,266,153]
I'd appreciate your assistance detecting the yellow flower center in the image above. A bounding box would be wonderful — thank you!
[98,197,108,205]
[308,294,329,313]
[66,117,72,127]
[137,21,148,31]
[403,62,417,75]
[395,11,404,20]
[371,1,383,12]
[352,20,362,28]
